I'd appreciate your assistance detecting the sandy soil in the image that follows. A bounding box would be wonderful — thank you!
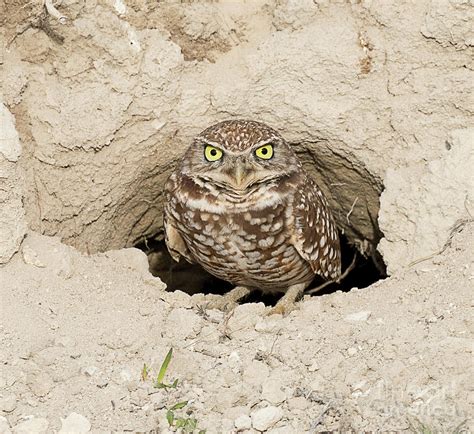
[1,224,472,433]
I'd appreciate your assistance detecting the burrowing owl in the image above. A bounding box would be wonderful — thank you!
[164,120,341,313]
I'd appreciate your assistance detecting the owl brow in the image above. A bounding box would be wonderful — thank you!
[199,139,222,150]
[251,137,278,151]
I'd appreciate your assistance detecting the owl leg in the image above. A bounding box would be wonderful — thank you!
[207,286,252,312]
[267,283,307,316]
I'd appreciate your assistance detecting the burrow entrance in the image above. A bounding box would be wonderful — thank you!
[136,143,387,306]
[136,233,386,306]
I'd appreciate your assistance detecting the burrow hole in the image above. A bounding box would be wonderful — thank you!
[136,233,386,306]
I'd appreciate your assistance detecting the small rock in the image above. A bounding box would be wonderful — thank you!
[309,373,326,391]
[119,368,132,382]
[308,361,319,372]
[344,311,371,322]
[22,245,45,267]
[228,351,241,365]
[234,415,251,430]
[59,412,91,433]
[138,306,153,316]
[347,347,358,356]
[254,317,280,333]
[261,380,286,404]
[251,406,283,431]
[27,373,54,397]
[164,308,202,340]
[0,394,17,413]
[13,417,49,434]
[54,336,75,347]
[81,366,99,377]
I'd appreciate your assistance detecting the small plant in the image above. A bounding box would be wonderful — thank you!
[141,363,149,381]
[166,401,206,433]
[154,348,178,389]
[151,347,206,433]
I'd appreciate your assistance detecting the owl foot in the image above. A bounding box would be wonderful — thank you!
[206,286,251,312]
[267,283,306,316]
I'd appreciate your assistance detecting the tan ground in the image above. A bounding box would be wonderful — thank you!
[0,224,472,433]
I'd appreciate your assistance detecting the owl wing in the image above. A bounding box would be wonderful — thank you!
[290,176,341,281]
[163,174,194,264]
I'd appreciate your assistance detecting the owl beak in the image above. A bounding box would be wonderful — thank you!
[232,161,252,190]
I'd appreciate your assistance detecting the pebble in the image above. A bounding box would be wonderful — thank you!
[0,394,17,413]
[261,380,286,404]
[13,417,49,434]
[254,317,280,333]
[27,372,54,397]
[81,366,99,377]
[251,406,283,431]
[59,412,91,433]
[347,347,358,356]
[119,368,132,382]
[344,311,372,322]
[309,373,326,391]
[22,246,45,268]
[234,414,251,430]
[164,308,202,340]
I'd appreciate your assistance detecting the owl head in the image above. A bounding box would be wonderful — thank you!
[180,120,301,193]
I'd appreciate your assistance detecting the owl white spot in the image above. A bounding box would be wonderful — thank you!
[250,218,262,225]
[192,222,202,231]
[273,221,282,230]
[264,258,280,268]
[195,234,206,243]
[244,212,252,221]
[329,248,335,259]
[323,245,329,256]
[319,235,327,247]
[201,213,210,221]
[247,251,262,259]
[258,237,274,248]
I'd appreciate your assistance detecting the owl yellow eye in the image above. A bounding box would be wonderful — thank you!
[255,144,274,160]
[204,145,223,162]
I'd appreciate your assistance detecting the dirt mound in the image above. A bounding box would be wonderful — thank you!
[0,225,472,432]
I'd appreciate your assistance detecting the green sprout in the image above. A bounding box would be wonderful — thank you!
[154,348,178,389]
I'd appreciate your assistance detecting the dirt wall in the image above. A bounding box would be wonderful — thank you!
[1,0,473,272]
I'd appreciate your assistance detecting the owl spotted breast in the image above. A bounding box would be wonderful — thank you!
[164,120,341,313]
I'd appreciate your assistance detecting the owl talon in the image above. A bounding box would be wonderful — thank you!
[206,298,237,313]
[266,301,297,316]
[206,286,251,312]
[267,283,306,316]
